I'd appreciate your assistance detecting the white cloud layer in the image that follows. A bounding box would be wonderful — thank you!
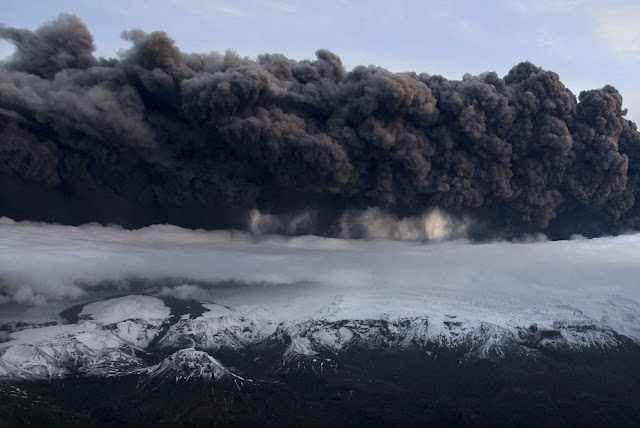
[0,217,638,317]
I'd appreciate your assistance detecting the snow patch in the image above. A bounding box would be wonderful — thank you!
[80,295,170,324]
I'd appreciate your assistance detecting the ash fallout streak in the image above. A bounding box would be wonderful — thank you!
[1,14,640,240]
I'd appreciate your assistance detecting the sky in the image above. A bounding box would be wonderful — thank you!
[1,0,640,122]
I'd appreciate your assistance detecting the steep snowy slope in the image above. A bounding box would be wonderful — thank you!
[0,295,173,379]
[142,349,234,381]
[0,322,143,379]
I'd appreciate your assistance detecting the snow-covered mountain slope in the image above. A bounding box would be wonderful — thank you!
[157,303,276,351]
[160,311,630,362]
[0,322,144,379]
[0,290,638,381]
[79,295,171,348]
[142,349,235,382]
[0,295,175,379]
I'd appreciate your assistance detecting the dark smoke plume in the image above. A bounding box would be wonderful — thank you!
[1,14,640,240]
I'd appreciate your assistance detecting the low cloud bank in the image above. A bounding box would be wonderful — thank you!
[0,218,638,312]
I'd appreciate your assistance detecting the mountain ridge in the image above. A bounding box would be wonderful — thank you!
[0,294,637,382]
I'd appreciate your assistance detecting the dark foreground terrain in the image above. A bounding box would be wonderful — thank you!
[2,345,640,427]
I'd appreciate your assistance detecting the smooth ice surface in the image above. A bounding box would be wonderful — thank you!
[80,295,171,324]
